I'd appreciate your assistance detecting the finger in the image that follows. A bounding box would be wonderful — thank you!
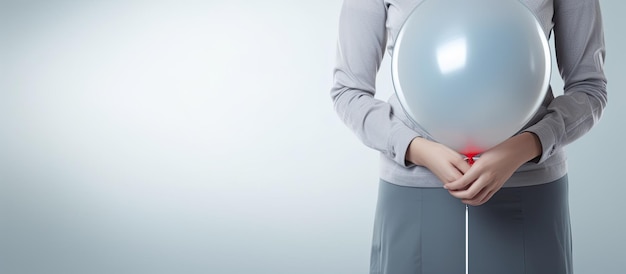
[463,187,491,206]
[448,175,486,200]
[440,163,465,184]
[478,190,496,205]
[444,167,478,190]
[452,156,471,174]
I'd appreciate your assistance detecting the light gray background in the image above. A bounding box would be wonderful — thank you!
[0,0,623,273]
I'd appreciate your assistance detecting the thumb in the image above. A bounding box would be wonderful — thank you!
[453,156,471,174]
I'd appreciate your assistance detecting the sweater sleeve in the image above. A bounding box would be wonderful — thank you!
[330,0,420,166]
[523,0,607,163]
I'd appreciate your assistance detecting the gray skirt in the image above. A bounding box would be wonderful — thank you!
[370,175,572,274]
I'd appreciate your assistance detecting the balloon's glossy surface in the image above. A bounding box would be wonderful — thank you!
[392,0,550,156]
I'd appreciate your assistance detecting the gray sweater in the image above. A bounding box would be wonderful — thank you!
[330,0,607,187]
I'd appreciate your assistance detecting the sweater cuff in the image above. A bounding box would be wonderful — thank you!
[389,125,420,167]
[523,122,558,164]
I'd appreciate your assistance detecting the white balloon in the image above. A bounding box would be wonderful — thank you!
[392,0,550,157]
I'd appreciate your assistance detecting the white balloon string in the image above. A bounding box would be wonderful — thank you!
[466,204,468,274]
[465,156,473,274]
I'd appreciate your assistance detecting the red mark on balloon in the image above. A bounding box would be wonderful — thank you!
[461,143,482,166]
[464,152,478,165]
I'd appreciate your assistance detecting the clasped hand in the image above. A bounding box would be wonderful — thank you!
[406,132,541,206]
[444,148,522,206]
